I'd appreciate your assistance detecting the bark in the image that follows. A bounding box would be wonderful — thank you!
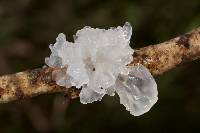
[0,26,200,103]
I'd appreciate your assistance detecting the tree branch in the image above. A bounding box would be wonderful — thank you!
[0,26,200,103]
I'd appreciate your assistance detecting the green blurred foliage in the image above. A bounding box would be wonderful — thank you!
[0,0,200,132]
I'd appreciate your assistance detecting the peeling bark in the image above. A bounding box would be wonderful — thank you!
[130,27,200,75]
[0,26,200,103]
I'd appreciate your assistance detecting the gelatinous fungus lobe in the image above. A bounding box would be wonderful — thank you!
[45,22,158,116]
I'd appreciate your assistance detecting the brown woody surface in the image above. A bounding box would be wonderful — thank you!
[0,26,200,103]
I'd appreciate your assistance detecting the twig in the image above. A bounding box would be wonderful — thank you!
[0,26,200,103]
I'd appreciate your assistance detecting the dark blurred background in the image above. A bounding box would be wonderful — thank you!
[0,0,200,132]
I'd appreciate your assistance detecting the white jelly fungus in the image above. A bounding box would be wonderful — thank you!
[45,22,158,116]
